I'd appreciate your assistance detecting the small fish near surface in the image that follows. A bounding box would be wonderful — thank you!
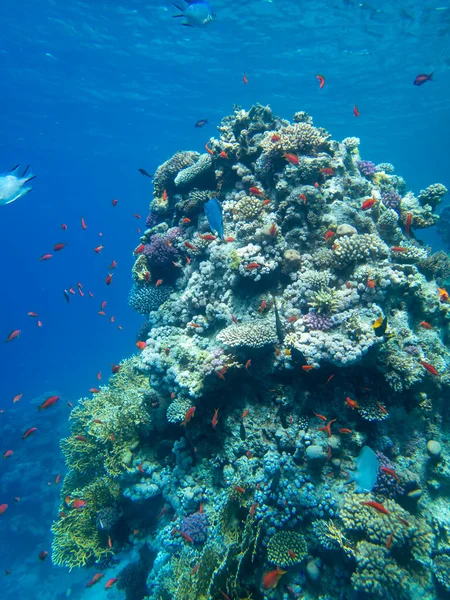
[172,0,216,27]
[204,198,223,239]
[413,72,433,86]
[195,119,208,128]
[0,165,35,206]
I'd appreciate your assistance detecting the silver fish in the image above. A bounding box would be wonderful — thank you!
[0,165,35,206]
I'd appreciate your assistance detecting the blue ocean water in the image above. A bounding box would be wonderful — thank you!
[0,0,449,598]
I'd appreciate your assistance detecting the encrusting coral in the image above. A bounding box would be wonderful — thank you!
[52,104,450,599]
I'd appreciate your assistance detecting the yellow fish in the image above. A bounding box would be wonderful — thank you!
[372,316,384,329]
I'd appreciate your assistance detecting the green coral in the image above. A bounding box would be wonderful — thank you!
[308,288,340,314]
[51,477,120,569]
[433,554,450,591]
[267,530,307,567]
[229,250,241,270]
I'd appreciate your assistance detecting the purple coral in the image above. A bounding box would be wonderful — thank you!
[357,160,376,178]
[303,312,334,331]
[180,511,208,544]
[372,451,405,499]
[381,190,402,211]
[146,211,159,229]
[143,228,182,268]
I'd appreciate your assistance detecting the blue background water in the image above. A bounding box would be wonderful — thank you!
[0,0,448,597]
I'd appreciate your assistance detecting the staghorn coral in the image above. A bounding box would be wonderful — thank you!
[266,530,307,567]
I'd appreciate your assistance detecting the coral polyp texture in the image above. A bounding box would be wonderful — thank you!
[53,105,450,599]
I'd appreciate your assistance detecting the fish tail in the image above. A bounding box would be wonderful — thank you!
[10,164,20,173]
[429,72,434,80]
[172,14,184,18]
[172,3,184,10]
[22,165,29,176]
[24,175,36,184]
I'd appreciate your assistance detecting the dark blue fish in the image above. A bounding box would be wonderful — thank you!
[172,0,216,27]
[204,198,223,239]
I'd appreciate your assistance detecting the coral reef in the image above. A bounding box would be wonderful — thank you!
[53,104,450,599]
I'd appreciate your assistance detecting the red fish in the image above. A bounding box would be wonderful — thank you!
[419,321,432,329]
[353,105,360,117]
[324,230,335,240]
[182,406,196,427]
[112,198,118,206]
[22,427,37,439]
[38,551,48,561]
[299,193,307,204]
[320,168,334,176]
[386,533,394,549]
[283,152,299,165]
[316,74,325,89]
[111,364,120,374]
[405,213,413,237]
[134,244,145,254]
[219,151,229,159]
[271,134,281,142]
[249,186,263,196]
[361,501,390,515]
[269,223,277,236]
[198,233,216,241]
[184,241,197,250]
[339,428,352,434]
[245,262,260,269]
[53,243,66,251]
[40,254,53,261]
[302,365,314,371]
[110,316,115,323]
[413,73,433,86]
[97,371,102,381]
[205,143,214,156]
[326,374,335,384]
[313,412,327,421]
[243,73,248,84]
[181,217,191,224]
[105,578,119,589]
[361,198,377,210]
[391,246,407,252]
[380,466,399,480]
[234,485,245,494]
[162,189,168,201]
[39,395,59,410]
[136,341,146,350]
[88,291,94,298]
[345,397,359,409]
[55,474,61,484]
[317,418,336,437]
[72,499,87,509]
[211,408,219,428]
[75,435,88,441]
[287,315,298,323]
[367,279,376,289]
[3,450,13,459]
[438,287,449,302]
[133,213,141,219]
[377,402,387,415]
[420,360,438,376]
[105,273,113,285]
[98,311,106,316]
[263,566,287,590]
[37,320,43,327]
[13,394,22,403]
[94,245,103,253]
[28,312,39,318]
[89,388,100,393]
[260,300,267,313]
[0,504,8,515]
[81,218,87,230]
[109,260,117,269]
[262,199,271,205]
[245,359,251,370]
[225,236,235,242]
[61,223,68,230]
[86,573,104,588]
[69,288,75,294]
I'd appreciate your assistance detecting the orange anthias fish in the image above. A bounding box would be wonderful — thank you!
[5,329,21,342]
[55,474,61,484]
[299,193,307,204]
[405,212,413,237]
[53,243,66,251]
[243,72,248,84]
[136,341,146,350]
[111,364,120,374]
[219,151,229,159]
[361,198,377,210]
[380,466,399,480]
[13,394,23,403]
[245,262,260,269]
[320,168,334,176]
[324,230,335,241]
[134,244,145,254]
[105,273,113,285]
[316,74,325,89]
[262,566,287,590]
[283,152,299,165]
[260,300,267,313]
[419,360,439,376]
[81,217,87,230]
[39,395,60,410]
[391,246,407,252]
[38,551,48,561]
[3,450,13,459]
[345,397,359,409]
[61,223,68,230]
[211,408,219,428]
[367,279,376,289]
[86,573,104,588]
[163,189,168,201]
[0,504,8,515]
[181,218,191,224]
[199,233,216,241]
[105,578,119,589]
[22,427,37,439]
[40,254,53,261]
[112,198,118,206]
[109,260,117,269]
[249,186,263,196]
[28,312,38,317]
[361,501,390,515]
[353,105,360,117]
[72,499,87,509]
[94,245,103,253]
[419,321,432,329]
[182,406,196,427]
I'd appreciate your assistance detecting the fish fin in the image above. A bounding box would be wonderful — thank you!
[24,175,36,184]
[182,22,194,26]
[22,165,29,176]
[429,72,434,80]
[172,3,184,10]
[4,197,18,204]
[9,164,20,173]
[172,14,184,18]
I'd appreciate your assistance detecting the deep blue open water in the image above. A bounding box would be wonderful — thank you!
[0,1,449,599]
